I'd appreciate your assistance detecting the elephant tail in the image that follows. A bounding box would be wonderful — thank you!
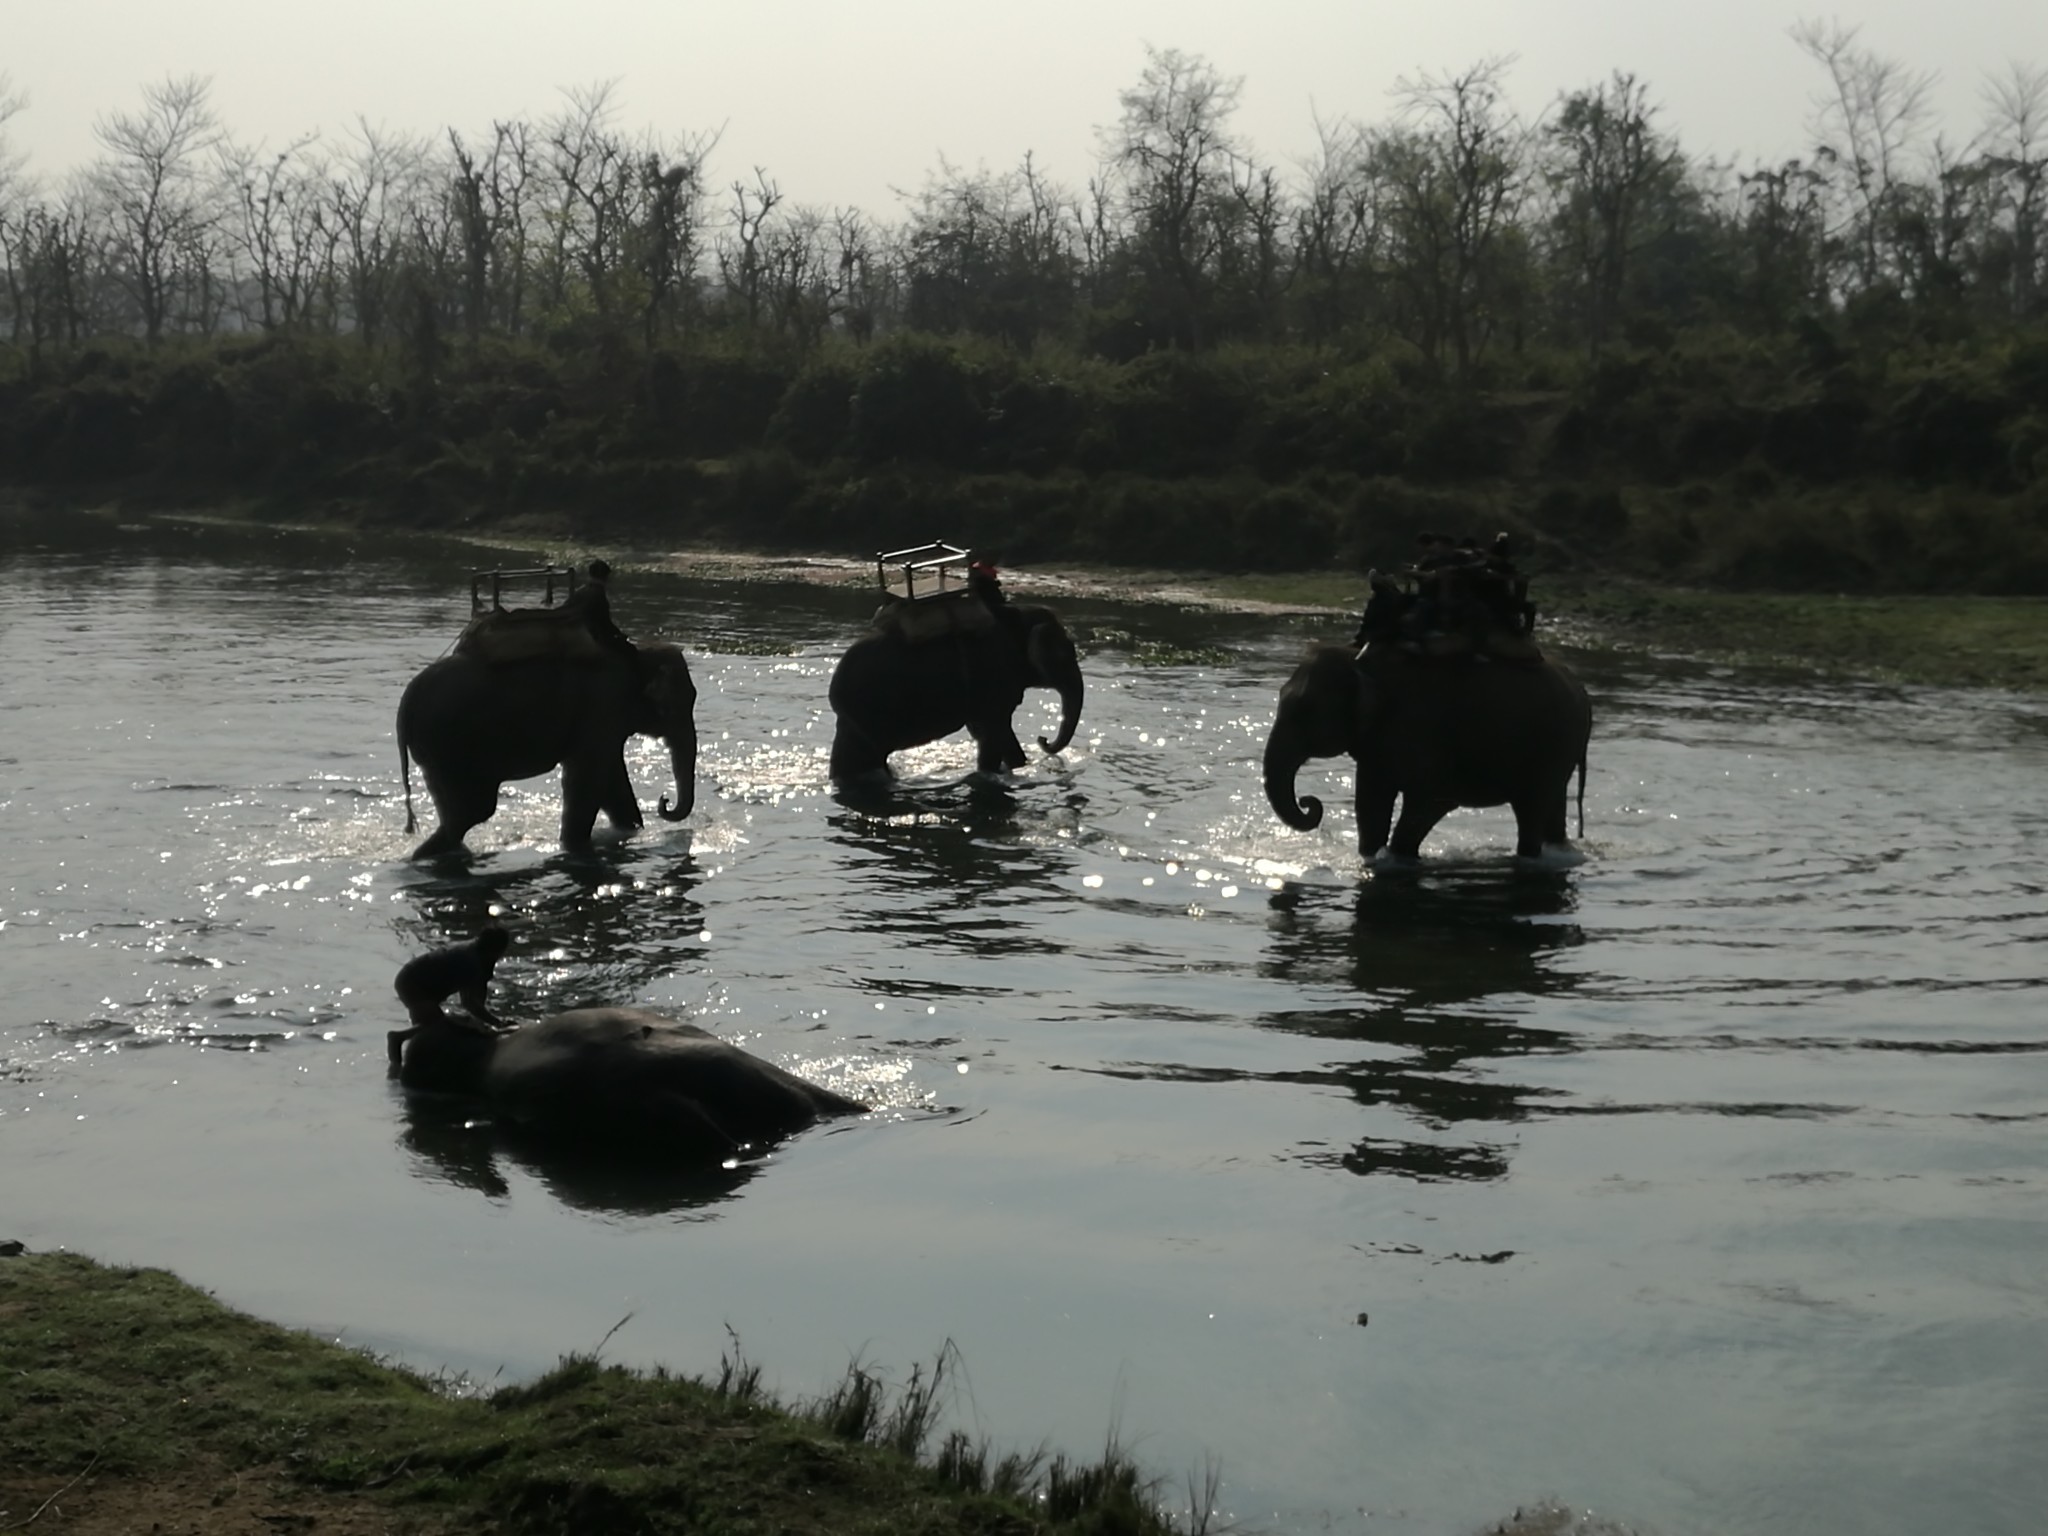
[399,732,418,835]
[1575,742,1587,839]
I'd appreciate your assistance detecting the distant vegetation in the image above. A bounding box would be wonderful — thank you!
[0,30,2043,592]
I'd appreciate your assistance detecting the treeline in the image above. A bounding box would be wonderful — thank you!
[0,34,2044,592]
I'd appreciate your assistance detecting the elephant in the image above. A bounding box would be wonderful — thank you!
[390,1006,869,1161]
[397,641,697,858]
[1263,640,1591,860]
[827,600,1084,779]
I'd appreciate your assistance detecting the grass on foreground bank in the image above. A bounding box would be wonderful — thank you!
[0,1251,1638,1536]
[0,1251,1196,1536]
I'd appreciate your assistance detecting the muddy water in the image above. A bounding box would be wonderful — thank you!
[2,514,2044,1535]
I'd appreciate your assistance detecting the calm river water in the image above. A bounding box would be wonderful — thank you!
[2,513,2044,1536]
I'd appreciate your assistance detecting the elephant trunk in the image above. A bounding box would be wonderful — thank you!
[1027,626,1084,754]
[1042,669,1083,755]
[1262,725,1325,831]
[658,731,696,823]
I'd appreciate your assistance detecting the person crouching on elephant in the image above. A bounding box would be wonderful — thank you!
[561,560,635,657]
[387,927,513,1065]
[968,558,1006,611]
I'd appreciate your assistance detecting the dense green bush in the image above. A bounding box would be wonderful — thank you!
[5,315,2048,594]
[849,334,989,468]
[769,355,858,462]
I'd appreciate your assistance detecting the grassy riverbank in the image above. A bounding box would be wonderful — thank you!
[0,1250,1627,1536]
[1135,566,2048,692]
[0,1250,1195,1535]
[13,490,2048,692]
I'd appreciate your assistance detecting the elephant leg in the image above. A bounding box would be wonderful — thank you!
[1508,798,1553,859]
[558,762,607,851]
[411,777,497,859]
[1387,793,1456,860]
[600,757,644,832]
[829,719,893,781]
[1355,778,1397,859]
[972,719,1028,773]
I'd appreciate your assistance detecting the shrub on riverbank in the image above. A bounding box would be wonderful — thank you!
[1,321,2042,594]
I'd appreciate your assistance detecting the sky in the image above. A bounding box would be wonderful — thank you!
[6,0,2042,214]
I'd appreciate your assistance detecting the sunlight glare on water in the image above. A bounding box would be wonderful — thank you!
[2,515,2046,1536]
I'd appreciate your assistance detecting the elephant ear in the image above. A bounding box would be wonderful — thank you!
[1024,617,1067,678]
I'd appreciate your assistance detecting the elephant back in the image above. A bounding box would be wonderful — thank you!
[1361,632,1546,667]
[870,590,999,645]
[455,607,607,666]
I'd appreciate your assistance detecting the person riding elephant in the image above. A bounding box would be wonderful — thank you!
[1263,640,1591,861]
[390,1003,868,1161]
[397,639,697,858]
[827,599,1083,779]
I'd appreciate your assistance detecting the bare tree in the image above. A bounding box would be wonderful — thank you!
[0,74,35,343]
[1212,153,1287,340]
[536,80,644,325]
[218,132,330,331]
[1381,57,1533,376]
[1105,45,1243,346]
[716,168,783,331]
[827,204,887,341]
[1792,18,1937,293]
[447,129,494,343]
[1292,112,1399,347]
[1544,72,1685,353]
[327,119,428,345]
[630,126,717,347]
[1980,61,2048,315]
[93,74,222,342]
[749,202,835,347]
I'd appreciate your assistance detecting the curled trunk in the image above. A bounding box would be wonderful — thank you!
[1028,624,1084,754]
[1041,670,1083,754]
[1263,726,1324,830]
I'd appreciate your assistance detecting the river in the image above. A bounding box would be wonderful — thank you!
[2,512,2043,1536]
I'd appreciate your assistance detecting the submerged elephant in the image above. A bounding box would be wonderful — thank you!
[397,640,697,858]
[827,599,1083,778]
[391,1007,869,1160]
[1263,641,1591,860]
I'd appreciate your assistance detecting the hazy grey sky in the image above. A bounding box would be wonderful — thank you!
[9,0,2042,211]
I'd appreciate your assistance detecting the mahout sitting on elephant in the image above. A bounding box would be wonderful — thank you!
[397,572,697,858]
[1264,637,1591,861]
[828,581,1084,780]
[389,1002,869,1162]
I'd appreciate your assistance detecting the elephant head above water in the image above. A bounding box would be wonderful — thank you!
[397,640,698,858]
[1263,641,1592,861]
[391,1006,869,1162]
[826,599,1083,779]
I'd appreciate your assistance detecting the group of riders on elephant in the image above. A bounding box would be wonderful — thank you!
[397,558,1084,858]
[395,550,1588,864]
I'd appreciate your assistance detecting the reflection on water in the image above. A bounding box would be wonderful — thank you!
[1097,871,1587,1183]
[4,512,2048,1536]
[394,849,707,1017]
[395,1085,761,1216]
